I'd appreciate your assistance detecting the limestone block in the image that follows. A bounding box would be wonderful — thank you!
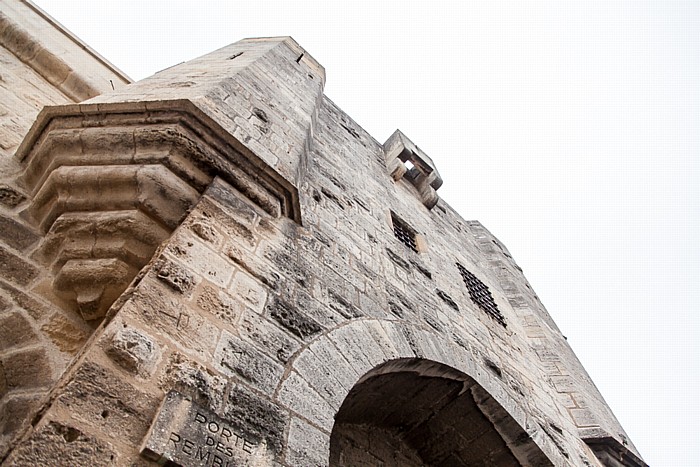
[0,361,6,399]
[154,256,196,295]
[0,392,42,438]
[291,345,349,410]
[0,245,38,287]
[195,283,242,329]
[105,326,160,376]
[158,352,227,414]
[197,198,258,251]
[0,347,52,390]
[167,236,233,289]
[229,270,268,314]
[383,130,443,209]
[305,336,359,393]
[265,295,322,340]
[54,362,159,446]
[285,417,329,467]
[128,279,220,363]
[3,421,117,467]
[0,214,39,251]
[0,280,52,321]
[141,391,274,466]
[204,177,261,227]
[53,257,136,321]
[40,312,88,354]
[0,185,25,210]
[213,330,284,394]
[224,385,290,456]
[326,322,387,378]
[0,311,37,350]
[237,309,301,364]
[278,371,335,432]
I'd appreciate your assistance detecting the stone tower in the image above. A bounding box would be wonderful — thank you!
[0,2,645,465]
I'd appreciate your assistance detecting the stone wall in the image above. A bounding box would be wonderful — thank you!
[0,7,645,465]
[0,0,129,457]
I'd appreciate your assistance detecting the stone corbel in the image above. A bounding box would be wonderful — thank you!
[383,130,443,209]
[16,100,300,321]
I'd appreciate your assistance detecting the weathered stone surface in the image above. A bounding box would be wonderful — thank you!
[129,279,220,362]
[0,246,38,287]
[0,280,52,321]
[167,236,234,289]
[0,393,42,438]
[286,417,329,467]
[40,312,88,354]
[213,330,285,394]
[141,391,274,466]
[266,295,322,339]
[278,371,335,432]
[0,185,26,209]
[237,309,301,363]
[229,270,268,314]
[54,362,159,446]
[0,214,39,251]
[105,326,160,376]
[0,311,36,350]
[224,385,289,456]
[4,421,117,467]
[1,347,52,389]
[0,362,7,399]
[195,284,242,328]
[0,295,9,313]
[154,256,196,295]
[158,353,227,414]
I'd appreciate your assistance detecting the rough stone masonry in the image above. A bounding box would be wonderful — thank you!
[0,1,646,465]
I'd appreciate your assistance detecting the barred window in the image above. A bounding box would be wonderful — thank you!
[456,263,506,327]
[391,214,418,253]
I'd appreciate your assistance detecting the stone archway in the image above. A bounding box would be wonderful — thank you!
[329,358,552,466]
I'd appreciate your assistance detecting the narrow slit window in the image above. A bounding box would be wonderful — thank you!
[456,263,506,327]
[391,214,418,253]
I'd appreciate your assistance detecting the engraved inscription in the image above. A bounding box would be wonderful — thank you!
[141,391,269,466]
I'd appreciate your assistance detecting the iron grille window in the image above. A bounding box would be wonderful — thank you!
[456,263,506,327]
[391,215,418,252]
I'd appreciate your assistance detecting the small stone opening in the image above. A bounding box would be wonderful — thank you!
[456,263,507,327]
[391,214,418,253]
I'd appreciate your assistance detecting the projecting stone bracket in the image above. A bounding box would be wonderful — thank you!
[581,428,648,467]
[383,130,443,209]
[16,100,301,321]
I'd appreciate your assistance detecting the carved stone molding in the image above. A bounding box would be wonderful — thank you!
[16,100,301,320]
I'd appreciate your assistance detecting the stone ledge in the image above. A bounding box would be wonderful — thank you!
[16,100,300,222]
[581,428,648,467]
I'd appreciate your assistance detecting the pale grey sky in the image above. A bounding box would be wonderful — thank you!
[32,1,699,465]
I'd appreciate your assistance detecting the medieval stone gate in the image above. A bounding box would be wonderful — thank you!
[0,2,645,465]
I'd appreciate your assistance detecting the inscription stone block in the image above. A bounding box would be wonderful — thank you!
[141,391,270,466]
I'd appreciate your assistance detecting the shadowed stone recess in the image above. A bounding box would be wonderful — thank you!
[330,359,552,466]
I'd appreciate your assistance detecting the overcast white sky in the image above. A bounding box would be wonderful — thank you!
[32,1,698,465]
